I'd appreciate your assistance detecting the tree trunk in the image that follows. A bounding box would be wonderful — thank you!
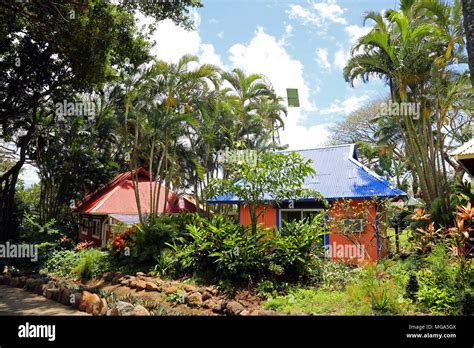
[0,122,36,241]
[462,0,474,86]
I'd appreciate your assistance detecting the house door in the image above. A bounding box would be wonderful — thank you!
[101,221,107,248]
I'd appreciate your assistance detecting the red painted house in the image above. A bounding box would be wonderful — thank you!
[209,144,406,262]
[74,168,197,247]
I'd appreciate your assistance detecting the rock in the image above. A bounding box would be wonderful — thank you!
[205,286,219,296]
[201,291,212,301]
[18,276,27,288]
[3,274,11,285]
[185,292,203,307]
[102,272,114,282]
[240,309,250,316]
[0,275,4,285]
[145,282,160,292]
[86,293,101,314]
[45,288,60,300]
[42,283,56,297]
[131,305,150,316]
[92,298,108,316]
[25,278,36,291]
[78,291,99,313]
[113,301,135,316]
[203,299,217,309]
[120,279,132,287]
[224,301,245,316]
[130,280,147,290]
[209,299,224,314]
[59,288,73,306]
[10,277,19,287]
[111,275,123,285]
[70,293,81,308]
[163,286,177,295]
[182,284,198,293]
[136,272,146,277]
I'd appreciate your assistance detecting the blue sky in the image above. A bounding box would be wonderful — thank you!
[144,0,397,151]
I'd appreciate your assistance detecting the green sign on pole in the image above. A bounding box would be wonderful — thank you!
[286,88,300,107]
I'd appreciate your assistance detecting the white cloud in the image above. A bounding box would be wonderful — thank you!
[315,48,331,70]
[137,12,224,68]
[334,48,349,70]
[287,1,347,28]
[285,24,293,35]
[217,31,224,39]
[229,27,329,150]
[320,95,370,115]
[345,24,372,43]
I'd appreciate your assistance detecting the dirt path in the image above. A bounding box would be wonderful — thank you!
[0,285,89,316]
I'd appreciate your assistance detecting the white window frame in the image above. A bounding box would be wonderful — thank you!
[279,208,324,227]
[81,217,89,235]
[343,218,364,233]
[92,218,101,239]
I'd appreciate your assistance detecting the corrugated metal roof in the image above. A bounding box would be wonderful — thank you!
[109,214,140,225]
[208,144,406,203]
[450,138,474,158]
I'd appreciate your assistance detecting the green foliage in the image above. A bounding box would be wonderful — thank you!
[415,286,458,313]
[207,151,326,234]
[40,249,111,280]
[405,274,419,301]
[320,261,360,290]
[126,214,193,266]
[169,213,327,282]
[461,290,474,315]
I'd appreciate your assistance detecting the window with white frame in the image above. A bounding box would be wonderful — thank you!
[92,219,101,239]
[81,217,89,235]
[343,219,364,233]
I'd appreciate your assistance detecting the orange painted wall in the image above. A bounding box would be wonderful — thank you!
[239,204,277,229]
[238,200,387,262]
[328,200,386,263]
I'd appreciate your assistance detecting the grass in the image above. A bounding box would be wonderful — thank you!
[264,288,371,315]
[386,228,411,252]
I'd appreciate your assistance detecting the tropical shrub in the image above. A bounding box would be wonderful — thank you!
[40,249,111,280]
[169,213,328,282]
[124,214,193,266]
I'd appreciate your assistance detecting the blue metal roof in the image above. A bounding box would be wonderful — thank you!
[208,144,406,203]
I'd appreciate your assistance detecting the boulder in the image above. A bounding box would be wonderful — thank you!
[145,282,160,292]
[25,278,36,291]
[201,291,213,301]
[182,284,198,293]
[205,286,219,296]
[9,277,19,287]
[224,301,245,316]
[130,279,147,290]
[17,276,27,288]
[110,301,135,316]
[45,288,60,300]
[92,298,108,316]
[102,272,114,282]
[136,272,146,277]
[131,305,150,316]
[185,292,203,307]
[42,282,56,297]
[111,275,123,285]
[2,274,11,285]
[163,286,177,295]
[78,291,98,313]
[120,279,132,287]
[70,293,81,308]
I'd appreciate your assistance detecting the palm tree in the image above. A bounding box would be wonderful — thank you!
[344,0,469,221]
